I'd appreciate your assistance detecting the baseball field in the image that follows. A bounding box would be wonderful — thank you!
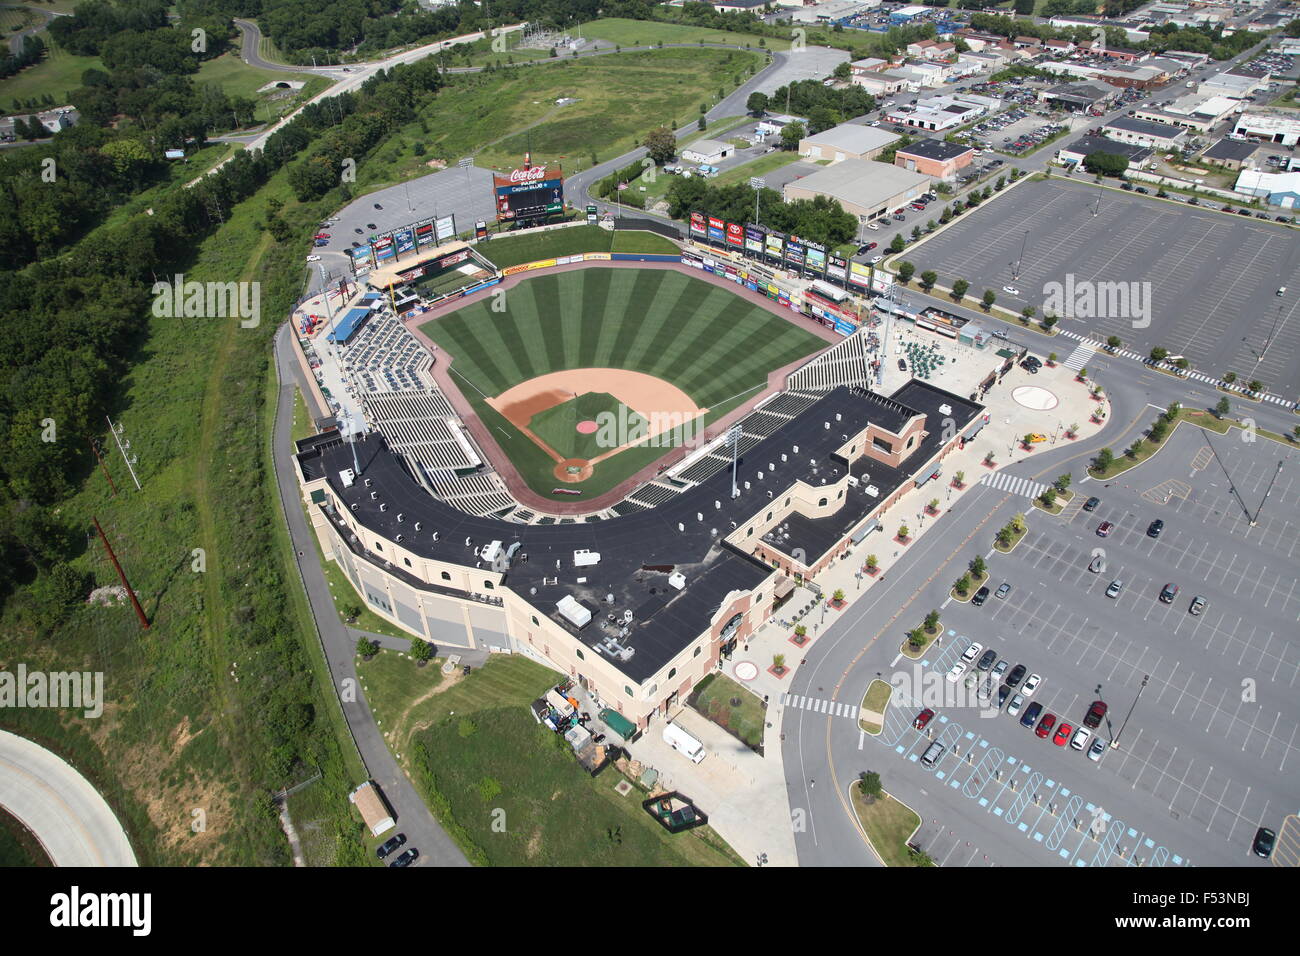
[420,267,827,500]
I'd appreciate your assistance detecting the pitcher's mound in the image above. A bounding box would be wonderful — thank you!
[554,458,594,482]
[576,419,599,435]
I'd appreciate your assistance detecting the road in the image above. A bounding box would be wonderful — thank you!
[0,728,137,867]
[269,323,470,867]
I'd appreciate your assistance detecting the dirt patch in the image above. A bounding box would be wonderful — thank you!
[390,666,468,758]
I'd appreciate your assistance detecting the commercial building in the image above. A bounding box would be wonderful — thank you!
[1099,63,1171,90]
[853,69,913,95]
[1233,110,1300,147]
[1056,136,1153,169]
[800,123,900,163]
[889,4,930,23]
[784,157,932,222]
[850,56,889,76]
[294,370,983,734]
[681,138,735,165]
[1100,115,1188,150]
[1041,81,1123,112]
[886,93,997,132]
[1200,137,1259,171]
[894,138,974,180]
[1234,169,1300,208]
[755,114,808,138]
[1200,71,1268,98]
[1134,93,1239,134]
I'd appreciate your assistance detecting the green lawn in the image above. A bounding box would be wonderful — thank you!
[712,150,801,189]
[291,389,313,443]
[420,267,826,498]
[528,391,637,460]
[851,789,927,866]
[407,656,744,866]
[858,679,893,734]
[356,648,446,756]
[581,16,790,51]
[689,672,766,752]
[476,225,677,269]
[195,52,328,125]
[0,806,49,866]
[0,33,100,106]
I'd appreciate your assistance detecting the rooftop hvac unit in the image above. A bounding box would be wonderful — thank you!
[781,453,788,462]
[340,469,355,488]
[414,522,421,531]
[364,478,372,487]
[939,403,952,415]
[836,412,842,421]
[769,463,774,471]
[714,500,721,509]
[350,503,357,511]
[793,445,799,454]
[556,595,592,628]
[668,572,686,590]
[697,512,704,521]
[432,531,439,541]
[865,484,880,497]
[465,537,473,547]
[678,522,685,532]
[480,540,504,565]
[379,503,388,512]
[396,513,404,522]
[757,471,764,480]
[622,610,633,623]
[370,491,378,500]
[824,422,830,429]
[744,481,751,490]
[395,534,403,542]
[574,549,601,567]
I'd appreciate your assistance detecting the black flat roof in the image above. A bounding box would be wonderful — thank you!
[301,381,982,681]
[1202,138,1258,162]
[897,138,974,162]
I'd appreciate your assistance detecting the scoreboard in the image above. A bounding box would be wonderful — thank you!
[494,157,564,223]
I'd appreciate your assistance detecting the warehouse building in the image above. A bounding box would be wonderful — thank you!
[783,158,932,221]
[800,123,900,163]
[1100,115,1188,150]
[1200,137,1259,170]
[1056,136,1153,170]
[1233,110,1300,147]
[681,138,735,165]
[1041,81,1123,112]
[894,138,974,180]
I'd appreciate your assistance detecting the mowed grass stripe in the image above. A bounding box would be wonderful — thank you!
[656,284,756,395]
[426,312,515,395]
[682,309,822,406]
[565,268,602,368]
[704,332,820,406]
[605,269,665,371]
[621,272,699,376]
[590,269,638,367]
[530,275,569,374]
[493,283,543,384]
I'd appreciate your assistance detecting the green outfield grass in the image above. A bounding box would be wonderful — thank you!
[528,391,640,460]
[477,226,678,269]
[420,267,825,499]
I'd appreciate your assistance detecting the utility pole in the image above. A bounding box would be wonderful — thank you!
[1250,459,1284,527]
[93,517,149,630]
[87,437,118,497]
[1013,229,1029,279]
[1111,673,1149,749]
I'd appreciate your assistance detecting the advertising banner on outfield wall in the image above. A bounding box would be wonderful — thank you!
[805,244,826,275]
[415,222,435,246]
[707,216,725,243]
[375,237,395,262]
[849,261,872,288]
[502,258,559,276]
[744,225,764,255]
[690,212,707,237]
[764,230,783,261]
[395,229,416,256]
[827,255,847,282]
[784,239,805,268]
[435,215,456,243]
[725,222,743,247]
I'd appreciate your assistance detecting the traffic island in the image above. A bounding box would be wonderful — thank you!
[850,785,930,867]
[858,679,892,735]
[993,514,1028,553]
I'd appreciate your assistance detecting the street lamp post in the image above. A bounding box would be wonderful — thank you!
[1111,674,1149,750]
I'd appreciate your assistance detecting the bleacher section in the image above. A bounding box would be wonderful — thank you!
[427,470,516,517]
[759,392,821,418]
[340,314,433,394]
[363,390,482,475]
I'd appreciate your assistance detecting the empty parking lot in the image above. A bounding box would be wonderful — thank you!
[910,179,1300,394]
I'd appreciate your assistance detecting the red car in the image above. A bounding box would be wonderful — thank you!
[1096,521,1114,537]
[1053,722,1073,746]
[1035,713,1056,738]
[314,232,331,239]
[1084,700,1107,728]
[913,708,935,730]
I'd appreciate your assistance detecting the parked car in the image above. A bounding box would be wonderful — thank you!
[1087,736,1107,761]
[1159,582,1179,603]
[1020,700,1044,728]
[1106,579,1124,599]
[977,677,995,702]
[1189,595,1207,615]
[1035,712,1057,738]
[1096,521,1113,537]
[870,254,885,264]
[388,847,419,868]
[913,707,935,730]
[376,833,407,860]
[1007,693,1025,717]
[945,662,966,683]
[1083,496,1100,512]
[1053,722,1073,746]
[961,642,983,664]
[1253,827,1276,858]
[1084,700,1108,729]
[997,684,1011,708]
[972,585,990,606]
[977,648,997,671]
[995,582,1011,598]
[1147,518,1164,538]
[1002,285,1021,295]
[992,659,1009,678]
[1088,553,1106,573]
[1070,727,1092,751]
[1021,673,1042,697]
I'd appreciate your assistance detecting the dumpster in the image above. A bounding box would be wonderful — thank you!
[598,708,638,742]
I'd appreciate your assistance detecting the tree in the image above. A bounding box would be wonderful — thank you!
[897,260,916,284]
[865,554,879,571]
[409,636,433,664]
[356,637,379,659]
[952,278,969,301]
[1106,335,1122,350]
[889,234,906,253]
[1022,433,1036,447]
[911,225,921,239]
[907,628,925,649]
[1165,402,1180,422]
[773,653,786,671]
[1248,379,1264,394]
[1150,346,1168,363]
[746,91,769,115]
[1048,352,1058,364]
[897,523,910,540]
[1022,305,1037,323]
[954,469,965,486]
[833,588,846,603]
[982,289,996,310]
[1041,313,1057,330]
[995,175,1006,190]
[927,497,940,512]
[1223,371,1237,384]
[970,555,986,577]
[1055,473,1071,492]
[1125,440,1143,459]
[779,120,806,151]
[927,219,937,232]
[833,61,851,80]
[954,572,971,594]
[697,115,707,131]
[919,270,937,292]
[1094,447,1114,472]
[643,126,677,166]
[1149,419,1168,443]
[858,771,882,799]
[1083,151,1128,177]
[341,602,362,622]
[924,609,940,631]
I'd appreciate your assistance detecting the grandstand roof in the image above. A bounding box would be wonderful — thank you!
[328,307,373,344]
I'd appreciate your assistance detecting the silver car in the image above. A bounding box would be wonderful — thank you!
[1007,693,1025,717]
[1106,579,1123,598]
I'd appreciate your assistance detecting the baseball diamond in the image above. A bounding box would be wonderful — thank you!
[419,267,828,499]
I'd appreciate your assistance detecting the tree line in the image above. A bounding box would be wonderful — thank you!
[665,175,857,249]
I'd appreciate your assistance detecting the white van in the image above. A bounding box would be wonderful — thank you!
[663,722,706,763]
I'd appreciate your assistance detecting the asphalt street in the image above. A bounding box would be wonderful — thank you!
[270,324,470,867]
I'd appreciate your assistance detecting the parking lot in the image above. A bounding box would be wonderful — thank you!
[883,423,1298,865]
[908,178,1300,392]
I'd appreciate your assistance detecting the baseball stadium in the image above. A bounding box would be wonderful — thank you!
[416,267,830,501]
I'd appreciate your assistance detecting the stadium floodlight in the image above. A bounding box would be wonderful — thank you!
[750,176,765,224]
[726,424,743,499]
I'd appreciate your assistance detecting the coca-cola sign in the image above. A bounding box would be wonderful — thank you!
[509,165,548,183]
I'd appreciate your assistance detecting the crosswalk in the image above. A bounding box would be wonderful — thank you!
[980,470,1049,498]
[780,693,860,720]
[1054,331,1295,407]
[1059,339,1096,371]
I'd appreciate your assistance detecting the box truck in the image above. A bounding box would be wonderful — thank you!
[663,722,706,763]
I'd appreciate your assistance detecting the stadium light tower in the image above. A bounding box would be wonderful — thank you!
[726,424,743,499]
[750,176,765,225]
